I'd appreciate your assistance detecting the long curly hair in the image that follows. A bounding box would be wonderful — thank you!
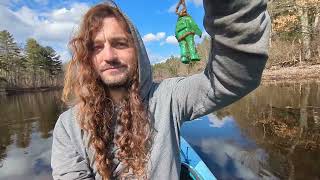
[62,3,153,179]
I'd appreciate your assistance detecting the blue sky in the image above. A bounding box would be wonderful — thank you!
[0,0,208,64]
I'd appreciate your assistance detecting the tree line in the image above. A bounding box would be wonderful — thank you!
[217,82,320,179]
[152,0,320,80]
[269,0,320,66]
[0,30,63,90]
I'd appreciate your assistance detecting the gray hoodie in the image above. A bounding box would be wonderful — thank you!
[51,0,271,179]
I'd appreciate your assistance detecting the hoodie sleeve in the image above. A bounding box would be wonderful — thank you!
[170,0,270,122]
[51,115,94,180]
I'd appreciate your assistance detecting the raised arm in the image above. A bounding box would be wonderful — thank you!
[51,113,94,180]
[171,0,270,122]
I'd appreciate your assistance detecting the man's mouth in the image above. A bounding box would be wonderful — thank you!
[101,66,125,73]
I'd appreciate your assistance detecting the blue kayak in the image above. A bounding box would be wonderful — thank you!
[180,137,217,180]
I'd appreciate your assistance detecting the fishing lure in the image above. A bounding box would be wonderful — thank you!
[175,0,202,64]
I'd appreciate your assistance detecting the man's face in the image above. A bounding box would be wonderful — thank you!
[92,17,136,88]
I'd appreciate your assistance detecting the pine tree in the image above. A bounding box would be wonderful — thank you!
[24,39,63,88]
[25,38,42,87]
[0,30,23,86]
[41,46,62,86]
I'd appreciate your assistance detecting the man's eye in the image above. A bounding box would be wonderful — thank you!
[114,41,129,49]
[93,45,103,51]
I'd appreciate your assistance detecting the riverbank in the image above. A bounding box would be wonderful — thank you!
[261,65,320,84]
[1,86,62,96]
[1,65,319,95]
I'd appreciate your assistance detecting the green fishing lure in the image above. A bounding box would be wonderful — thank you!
[175,0,202,64]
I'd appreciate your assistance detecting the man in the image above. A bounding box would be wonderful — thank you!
[51,0,270,179]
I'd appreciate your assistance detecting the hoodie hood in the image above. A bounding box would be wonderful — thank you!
[127,19,153,101]
[104,1,153,101]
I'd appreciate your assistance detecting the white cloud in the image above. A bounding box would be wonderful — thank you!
[57,49,71,63]
[146,49,165,64]
[207,113,234,128]
[149,54,166,65]
[13,6,40,26]
[142,32,166,43]
[0,0,11,6]
[37,21,77,42]
[49,3,89,23]
[146,48,176,65]
[33,0,49,5]
[0,5,33,41]
[0,131,53,179]
[0,3,90,63]
[165,35,178,45]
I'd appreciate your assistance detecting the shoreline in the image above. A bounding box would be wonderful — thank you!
[154,64,320,84]
[1,86,62,96]
[261,64,320,84]
[2,65,319,95]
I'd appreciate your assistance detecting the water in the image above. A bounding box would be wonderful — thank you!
[182,81,320,180]
[0,81,319,180]
[0,91,63,180]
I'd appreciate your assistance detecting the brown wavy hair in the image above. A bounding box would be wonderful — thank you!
[62,3,152,179]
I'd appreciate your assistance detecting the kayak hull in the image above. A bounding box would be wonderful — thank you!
[180,137,216,180]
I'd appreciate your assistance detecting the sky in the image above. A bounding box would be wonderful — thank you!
[0,0,208,64]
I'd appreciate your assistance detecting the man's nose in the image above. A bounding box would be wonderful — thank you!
[102,44,117,62]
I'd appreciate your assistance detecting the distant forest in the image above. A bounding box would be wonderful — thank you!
[152,0,320,80]
[1,0,319,89]
[0,30,63,90]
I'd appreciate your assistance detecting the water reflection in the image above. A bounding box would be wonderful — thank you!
[181,81,320,179]
[0,81,319,180]
[181,115,277,179]
[0,91,64,180]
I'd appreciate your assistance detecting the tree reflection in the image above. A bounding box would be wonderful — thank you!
[217,81,320,179]
[0,123,13,162]
[0,91,64,163]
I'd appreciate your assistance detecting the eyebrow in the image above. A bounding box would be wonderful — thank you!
[93,36,129,44]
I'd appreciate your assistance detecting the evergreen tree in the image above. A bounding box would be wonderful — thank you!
[25,38,42,87]
[40,46,62,86]
[0,30,63,89]
[0,30,23,85]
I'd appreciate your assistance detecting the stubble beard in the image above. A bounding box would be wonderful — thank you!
[100,67,134,88]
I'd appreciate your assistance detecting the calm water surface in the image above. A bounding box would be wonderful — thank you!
[0,81,319,180]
